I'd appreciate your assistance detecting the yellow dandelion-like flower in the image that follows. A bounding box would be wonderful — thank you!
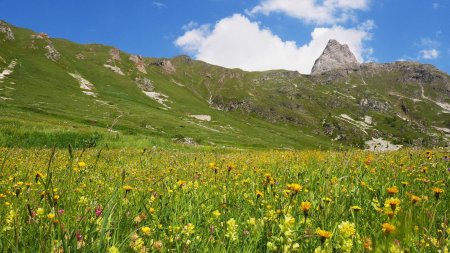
[316,228,332,242]
[177,180,186,188]
[385,198,400,211]
[301,201,312,214]
[432,187,444,199]
[78,161,87,167]
[410,195,421,204]
[351,206,362,212]
[256,190,264,198]
[47,213,55,219]
[287,183,302,193]
[382,223,396,234]
[387,186,399,195]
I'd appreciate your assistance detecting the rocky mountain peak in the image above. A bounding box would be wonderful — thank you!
[311,39,359,75]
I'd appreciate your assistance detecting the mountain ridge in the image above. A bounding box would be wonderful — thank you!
[1,20,449,149]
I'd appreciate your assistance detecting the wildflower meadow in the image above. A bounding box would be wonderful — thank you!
[0,147,449,252]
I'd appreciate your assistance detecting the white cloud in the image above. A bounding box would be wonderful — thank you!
[182,21,199,31]
[250,0,370,25]
[419,38,440,47]
[175,14,373,74]
[174,24,211,54]
[152,1,166,9]
[419,49,439,59]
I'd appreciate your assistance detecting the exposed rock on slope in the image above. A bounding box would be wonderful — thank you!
[135,77,153,92]
[152,59,176,74]
[110,48,121,62]
[0,20,15,41]
[29,32,60,61]
[129,55,147,74]
[311,39,359,75]
[45,45,60,61]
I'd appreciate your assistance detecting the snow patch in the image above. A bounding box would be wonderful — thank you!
[0,60,17,80]
[189,115,211,121]
[104,64,125,75]
[365,138,402,152]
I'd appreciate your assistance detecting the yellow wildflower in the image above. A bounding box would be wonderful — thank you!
[387,186,399,195]
[410,195,421,204]
[316,228,332,242]
[141,226,151,236]
[382,223,395,234]
[301,201,312,214]
[122,185,133,192]
[287,183,302,193]
[338,221,356,238]
[432,187,444,199]
[256,190,264,198]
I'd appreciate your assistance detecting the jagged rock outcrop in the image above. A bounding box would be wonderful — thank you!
[0,21,15,41]
[151,59,176,74]
[31,33,49,39]
[135,77,153,92]
[110,48,121,62]
[129,55,147,74]
[311,39,359,75]
[359,98,390,112]
[45,45,60,61]
[29,32,60,61]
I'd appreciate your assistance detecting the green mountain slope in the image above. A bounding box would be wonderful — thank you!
[0,21,449,149]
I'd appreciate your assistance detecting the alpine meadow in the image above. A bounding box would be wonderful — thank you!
[0,1,449,252]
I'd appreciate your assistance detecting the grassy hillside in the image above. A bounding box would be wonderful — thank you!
[0,21,448,149]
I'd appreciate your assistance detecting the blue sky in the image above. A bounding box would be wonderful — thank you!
[1,0,449,74]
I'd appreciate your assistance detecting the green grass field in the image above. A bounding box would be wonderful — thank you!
[2,21,449,150]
